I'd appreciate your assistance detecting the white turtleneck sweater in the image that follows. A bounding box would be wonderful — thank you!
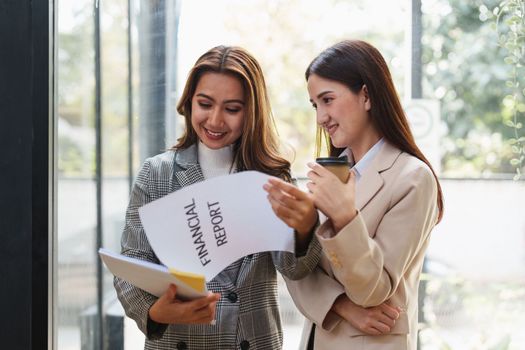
[197,141,235,180]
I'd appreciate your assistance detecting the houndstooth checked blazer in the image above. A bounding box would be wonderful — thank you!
[114,144,321,350]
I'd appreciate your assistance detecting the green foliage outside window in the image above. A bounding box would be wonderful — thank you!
[422,0,524,178]
[57,0,525,179]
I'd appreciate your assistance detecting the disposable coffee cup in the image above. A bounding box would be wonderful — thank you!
[315,156,350,183]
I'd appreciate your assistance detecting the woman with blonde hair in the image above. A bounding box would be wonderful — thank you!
[114,45,322,350]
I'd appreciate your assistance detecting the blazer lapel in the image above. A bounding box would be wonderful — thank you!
[355,141,402,210]
[175,164,205,187]
[172,144,205,190]
[355,169,383,211]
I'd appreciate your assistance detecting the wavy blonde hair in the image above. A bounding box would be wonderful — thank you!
[173,45,291,181]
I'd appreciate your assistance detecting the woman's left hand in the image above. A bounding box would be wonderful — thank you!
[331,294,401,335]
[263,177,318,238]
[306,162,357,232]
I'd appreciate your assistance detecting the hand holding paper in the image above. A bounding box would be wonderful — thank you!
[263,177,318,240]
[101,171,295,300]
[148,284,220,325]
[138,171,295,281]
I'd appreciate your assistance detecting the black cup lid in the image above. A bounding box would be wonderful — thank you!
[315,155,349,165]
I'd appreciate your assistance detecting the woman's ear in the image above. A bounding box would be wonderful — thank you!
[362,85,371,111]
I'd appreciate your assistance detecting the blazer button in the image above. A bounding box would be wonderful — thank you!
[240,340,250,349]
[176,341,187,349]
[227,291,238,302]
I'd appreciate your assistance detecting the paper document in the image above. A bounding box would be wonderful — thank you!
[139,171,295,281]
[99,248,207,300]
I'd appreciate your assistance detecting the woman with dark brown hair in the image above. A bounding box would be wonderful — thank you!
[265,40,443,349]
[114,45,322,350]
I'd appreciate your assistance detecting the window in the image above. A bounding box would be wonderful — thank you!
[54,1,525,349]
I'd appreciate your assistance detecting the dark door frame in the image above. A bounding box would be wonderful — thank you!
[0,0,52,349]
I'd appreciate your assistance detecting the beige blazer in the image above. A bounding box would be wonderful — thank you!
[285,141,439,350]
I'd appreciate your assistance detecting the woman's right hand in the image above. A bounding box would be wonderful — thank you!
[148,284,221,324]
[263,177,318,236]
[306,162,358,232]
[331,294,401,335]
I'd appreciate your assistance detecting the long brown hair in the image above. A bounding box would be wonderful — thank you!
[306,40,443,223]
[174,45,291,181]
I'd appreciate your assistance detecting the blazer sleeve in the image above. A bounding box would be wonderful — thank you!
[271,178,323,280]
[113,159,168,339]
[284,267,345,331]
[271,227,322,280]
[317,165,438,307]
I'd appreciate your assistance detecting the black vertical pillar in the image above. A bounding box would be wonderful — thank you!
[0,0,51,349]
